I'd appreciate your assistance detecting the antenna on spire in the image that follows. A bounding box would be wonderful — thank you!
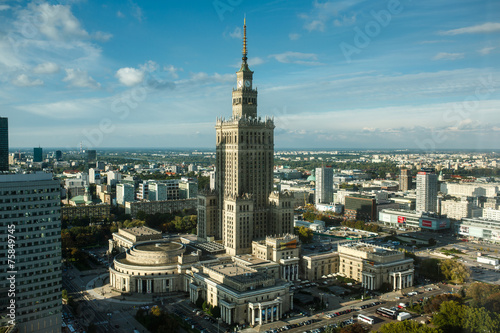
[242,16,248,63]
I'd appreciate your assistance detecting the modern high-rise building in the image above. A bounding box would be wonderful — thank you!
[33,147,43,163]
[0,117,8,172]
[399,168,412,192]
[116,183,135,206]
[0,172,62,333]
[197,20,294,255]
[315,167,333,205]
[416,168,438,213]
[55,150,62,161]
[85,149,97,164]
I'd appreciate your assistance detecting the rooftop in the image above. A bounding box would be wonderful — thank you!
[121,226,162,236]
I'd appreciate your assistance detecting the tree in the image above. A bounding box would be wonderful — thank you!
[295,226,313,243]
[440,259,470,284]
[467,282,500,309]
[423,294,462,314]
[463,305,500,333]
[418,258,442,281]
[378,320,442,333]
[432,300,464,333]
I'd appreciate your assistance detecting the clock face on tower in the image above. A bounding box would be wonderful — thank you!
[237,80,243,88]
[245,80,251,87]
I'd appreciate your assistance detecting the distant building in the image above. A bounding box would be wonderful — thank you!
[61,204,111,221]
[483,208,500,222]
[148,181,168,201]
[86,149,97,164]
[179,178,198,199]
[55,150,62,161]
[416,169,438,213]
[125,199,197,217]
[0,117,8,171]
[0,172,62,331]
[89,168,101,184]
[379,208,450,230]
[344,195,376,221]
[315,167,333,205]
[33,147,43,162]
[399,168,412,191]
[457,217,500,243]
[107,170,121,186]
[441,197,476,220]
[116,183,135,205]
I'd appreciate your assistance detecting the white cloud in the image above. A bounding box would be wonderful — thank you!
[93,31,113,42]
[478,47,495,55]
[0,4,10,11]
[440,22,500,35]
[300,0,362,32]
[33,62,60,74]
[117,10,125,18]
[333,14,356,27]
[129,1,144,22]
[164,65,183,79]
[269,51,322,65]
[289,33,301,40]
[17,98,108,119]
[20,3,89,41]
[229,27,242,39]
[63,68,100,88]
[433,52,464,61]
[116,67,145,86]
[12,74,43,87]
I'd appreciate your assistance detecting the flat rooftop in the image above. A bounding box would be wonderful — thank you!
[134,241,183,252]
[209,263,269,284]
[340,242,398,256]
[121,226,161,236]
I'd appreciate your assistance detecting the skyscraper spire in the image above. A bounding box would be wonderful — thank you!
[243,17,247,60]
[240,17,250,71]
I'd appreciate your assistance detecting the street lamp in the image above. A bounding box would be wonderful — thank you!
[217,317,221,333]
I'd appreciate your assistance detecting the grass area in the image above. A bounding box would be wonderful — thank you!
[440,248,464,256]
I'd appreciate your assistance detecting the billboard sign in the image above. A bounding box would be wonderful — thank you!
[398,216,407,224]
[421,219,433,228]
[439,220,447,229]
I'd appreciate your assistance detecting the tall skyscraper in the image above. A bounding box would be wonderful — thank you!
[0,172,62,332]
[416,168,438,213]
[198,20,294,255]
[55,150,62,161]
[0,117,8,171]
[399,168,412,192]
[315,167,333,205]
[33,147,43,162]
[85,149,97,164]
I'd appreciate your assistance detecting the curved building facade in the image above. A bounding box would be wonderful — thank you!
[109,240,199,293]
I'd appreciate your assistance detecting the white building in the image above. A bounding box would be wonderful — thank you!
[148,182,168,201]
[116,183,135,205]
[440,183,500,198]
[107,170,121,186]
[484,208,500,222]
[416,170,437,213]
[89,168,101,184]
[0,172,62,332]
[315,167,333,205]
[456,217,500,243]
[441,198,473,220]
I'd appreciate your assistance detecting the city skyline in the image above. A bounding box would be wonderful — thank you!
[1,0,499,150]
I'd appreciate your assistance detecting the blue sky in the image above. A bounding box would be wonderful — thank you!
[0,0,499,150]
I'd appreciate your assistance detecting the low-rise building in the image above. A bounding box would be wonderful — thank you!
[456,217,500,243]
[338,242,414,291]
[61,204,111,221]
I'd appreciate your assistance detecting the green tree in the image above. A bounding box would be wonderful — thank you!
[463,306,500,333]
[467,282,500,309]
[418,258,442,281]
[340,323,365,333]
[378,320,442,333]
[440,259,470,283]
[294,226,313,243]
[432,300,464,332]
